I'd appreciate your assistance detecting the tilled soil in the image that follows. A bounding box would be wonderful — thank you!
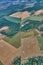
[0,39,20,65]
[21,37,41,63]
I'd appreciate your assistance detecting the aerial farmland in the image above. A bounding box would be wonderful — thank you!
[0,0,43,65]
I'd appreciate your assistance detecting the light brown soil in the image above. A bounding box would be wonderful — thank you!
[21,37,41,61]
[34,29,41,36]
[0,34,5,40]
[21,11,31,20]
[0,26,9,31]
[0,40,20,65]
[10,11,31,20]
[34,9,43,15]
[10,12,21,18]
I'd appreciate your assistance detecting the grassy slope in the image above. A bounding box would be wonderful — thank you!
[37,36,43,50]
[3,32,21,48]
[0,61,3,65]
[28,15,43,21]
[3,30,34,48]
[21,30,34,38]
[37,36,43,54]
[3,14,43,24]
[22,15,43,24]
[4,16,21,23]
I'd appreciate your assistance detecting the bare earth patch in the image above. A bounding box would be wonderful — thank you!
[0,26,9,31]
[0,40,20,65]
[21,37,41,63]
[10,11,31,20]
[0,34,5,40]
[34,9,43,15]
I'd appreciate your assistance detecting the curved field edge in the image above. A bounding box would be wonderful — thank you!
[3,32,21,48]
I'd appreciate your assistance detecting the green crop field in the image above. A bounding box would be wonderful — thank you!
[22,15,43,24]
[4,16,21,23]
[3,32,21,48]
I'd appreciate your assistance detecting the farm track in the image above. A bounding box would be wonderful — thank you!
[0,39,20,65]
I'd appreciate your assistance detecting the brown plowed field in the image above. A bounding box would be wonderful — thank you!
[0,40,20,65]
[21,37,41,61]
